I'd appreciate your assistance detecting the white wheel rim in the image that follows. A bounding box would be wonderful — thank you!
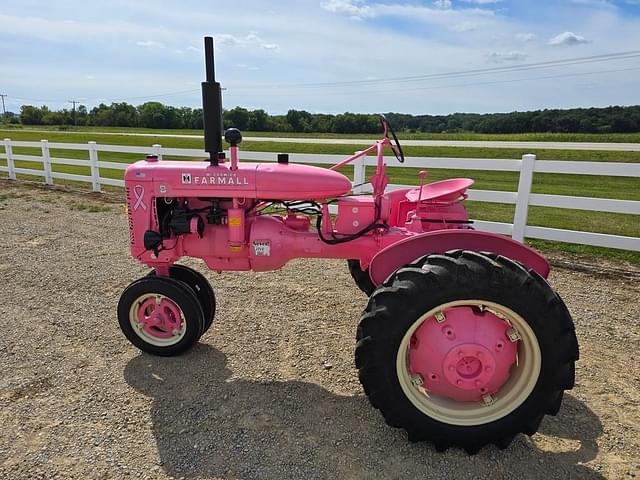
[396,300,542,426]
[129,293,187,347]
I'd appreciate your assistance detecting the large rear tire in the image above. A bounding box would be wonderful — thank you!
[355,250,578,453]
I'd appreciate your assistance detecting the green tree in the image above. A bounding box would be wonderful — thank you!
[20,105,46,125]
[248,109,269,131]
[138,102,166,128]
[224,107,250,130]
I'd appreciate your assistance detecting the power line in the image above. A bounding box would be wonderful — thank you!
[222,64,640,98]
[357,65,640,95]
[228,50,640,90]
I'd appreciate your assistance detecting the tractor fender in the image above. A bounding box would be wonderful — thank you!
[368,229,550,286]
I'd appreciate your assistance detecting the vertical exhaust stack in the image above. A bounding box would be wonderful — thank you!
[201,36,224,166]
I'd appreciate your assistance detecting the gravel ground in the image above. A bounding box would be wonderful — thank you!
[1,181,639,480]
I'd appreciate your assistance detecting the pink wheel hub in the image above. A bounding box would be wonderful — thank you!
[136,297,183,339]
[408,306,517,402]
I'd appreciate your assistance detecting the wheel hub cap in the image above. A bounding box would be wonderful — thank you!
[137,296,183,339]
[408,306,517,402]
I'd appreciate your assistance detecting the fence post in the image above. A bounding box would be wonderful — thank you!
[353,151,365,194]
[4,138,16,180]
[512,153,536,241]
[88,141,101,192]
[41,139,53,185]
[152,144,162,161]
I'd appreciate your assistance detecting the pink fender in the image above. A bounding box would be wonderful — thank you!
[368,229,550,286]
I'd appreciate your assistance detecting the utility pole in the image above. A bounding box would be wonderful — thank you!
[68,99,79,127]
[0,94,7,117]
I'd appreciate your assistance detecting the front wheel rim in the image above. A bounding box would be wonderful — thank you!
[129,293,187,347]
[396,300,542,426]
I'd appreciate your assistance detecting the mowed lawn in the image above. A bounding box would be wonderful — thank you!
[1,128,638,265]
[5,124,640,143]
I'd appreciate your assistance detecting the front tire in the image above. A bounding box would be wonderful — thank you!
[355,250,578,453]
[118,276,204,356]
[149,265,216,334]
[347,259,376,296]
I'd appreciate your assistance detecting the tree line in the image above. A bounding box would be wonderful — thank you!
[5,102,640,134]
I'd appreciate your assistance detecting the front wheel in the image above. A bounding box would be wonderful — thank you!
[355,250,579,453]
[118,276,204,356]
[347,260,376,296]
[149,265,216,334]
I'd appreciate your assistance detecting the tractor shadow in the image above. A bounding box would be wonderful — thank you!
[124,345,604,480]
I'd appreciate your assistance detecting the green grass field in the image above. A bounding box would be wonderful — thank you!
[1,127,638,265]
[3,124,640,143]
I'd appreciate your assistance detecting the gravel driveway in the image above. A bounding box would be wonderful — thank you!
[1,181,639,480]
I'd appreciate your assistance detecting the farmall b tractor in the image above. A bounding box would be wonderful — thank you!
[118,37,579,453]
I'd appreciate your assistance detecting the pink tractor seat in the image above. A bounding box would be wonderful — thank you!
[405,178,475,204]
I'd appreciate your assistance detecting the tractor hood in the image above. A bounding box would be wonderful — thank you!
[125,159,352,200]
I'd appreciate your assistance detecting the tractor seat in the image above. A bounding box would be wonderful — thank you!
[405,178,475,203]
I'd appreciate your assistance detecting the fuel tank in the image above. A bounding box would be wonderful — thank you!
[124,159,352,200]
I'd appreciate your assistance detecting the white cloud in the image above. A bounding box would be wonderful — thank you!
[461,0,502,3]
[452,21,478,31]
[516,32,536,42]
[433,0,452,9]
[0,13,149,42]
[485,51,528,62]
[320,0,498,34]
[136,40,164,48]
[234,64,260,71]
[321,0,372,19]
[571,0,613,6]
[214,33,279,52]
[548,31,590,46]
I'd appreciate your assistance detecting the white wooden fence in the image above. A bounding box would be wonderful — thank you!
[1,138,639,252]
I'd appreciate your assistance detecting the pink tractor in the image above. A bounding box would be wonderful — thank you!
[118,37,578,453]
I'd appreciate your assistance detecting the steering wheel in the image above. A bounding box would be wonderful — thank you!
[379,115,404,163]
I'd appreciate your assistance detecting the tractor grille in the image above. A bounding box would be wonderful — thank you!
[125,187,135,246]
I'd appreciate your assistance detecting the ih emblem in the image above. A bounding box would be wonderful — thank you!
[181,173,192,184]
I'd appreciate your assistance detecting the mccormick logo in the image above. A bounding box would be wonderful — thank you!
[180,172,249,186]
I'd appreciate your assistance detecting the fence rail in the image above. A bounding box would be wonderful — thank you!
[1,138,639,252]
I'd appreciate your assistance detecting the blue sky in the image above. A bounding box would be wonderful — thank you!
[1,0,639,115]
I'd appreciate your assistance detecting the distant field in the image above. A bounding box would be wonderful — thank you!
[3,124,640,143]
[1,127,638,265]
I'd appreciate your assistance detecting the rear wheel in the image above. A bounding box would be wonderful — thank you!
[118,276,204,356]
[355,250,578,453]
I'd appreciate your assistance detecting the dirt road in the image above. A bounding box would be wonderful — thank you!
[0,182,638,479]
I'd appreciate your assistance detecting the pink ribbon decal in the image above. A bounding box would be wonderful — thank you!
[133,184,147,211]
